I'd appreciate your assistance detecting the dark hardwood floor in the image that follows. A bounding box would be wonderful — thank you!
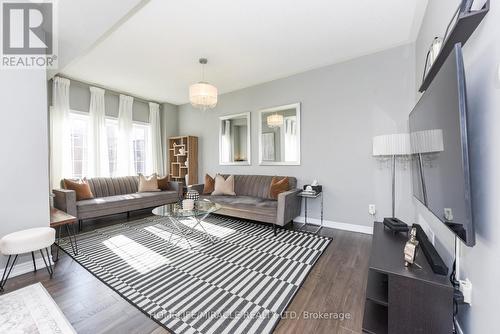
[2,211,372,334]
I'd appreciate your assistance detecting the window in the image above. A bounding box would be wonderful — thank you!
[106,119,118,176]
[132,123,151,174]
[69,113,89,178]
[63,112,151,178]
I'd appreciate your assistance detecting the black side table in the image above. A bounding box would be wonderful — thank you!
[297,191,323,234]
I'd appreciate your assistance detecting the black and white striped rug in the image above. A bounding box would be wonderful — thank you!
[60,215,330,334]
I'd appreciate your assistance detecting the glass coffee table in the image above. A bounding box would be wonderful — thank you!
[152,200,221,249]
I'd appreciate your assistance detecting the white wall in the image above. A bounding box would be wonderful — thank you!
[0,69,50,270]
[415,1,500,332]
[178,44,416,230]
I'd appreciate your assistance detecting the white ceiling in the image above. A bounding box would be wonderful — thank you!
[60,0,428,105]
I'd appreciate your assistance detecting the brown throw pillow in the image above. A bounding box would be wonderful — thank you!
[269,177,289,200]
[157,175,170,191]
[212,175,236,196]
[63,178,94,201]
[203,174,215,194]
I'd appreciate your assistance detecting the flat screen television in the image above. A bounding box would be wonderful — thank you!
[409,43,475,246]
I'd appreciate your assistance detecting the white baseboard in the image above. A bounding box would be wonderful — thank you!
[295,216,373,235]
[1,255,53,279]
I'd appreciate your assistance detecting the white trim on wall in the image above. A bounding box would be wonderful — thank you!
[294,216,373,235]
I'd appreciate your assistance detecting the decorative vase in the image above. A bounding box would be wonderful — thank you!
[185,174,189,185]
[185,188,200,201]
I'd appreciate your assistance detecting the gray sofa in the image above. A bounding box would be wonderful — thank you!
[53,176,182,229]
[191,174,302,234]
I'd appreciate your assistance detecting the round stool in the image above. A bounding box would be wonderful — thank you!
[0,227,56,291]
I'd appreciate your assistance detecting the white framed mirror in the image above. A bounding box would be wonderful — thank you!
[258,103,301,165]
[219,112,251,165]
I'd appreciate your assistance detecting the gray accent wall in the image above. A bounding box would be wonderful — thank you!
[178,44,416,228]
[415,1,500,333]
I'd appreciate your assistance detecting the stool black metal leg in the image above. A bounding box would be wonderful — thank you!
[31,252,37,272]
[65,224,78,255]
[0,254,18,292]
[45,248,54,276]
[39,249,53,277]
[54,226,61,262]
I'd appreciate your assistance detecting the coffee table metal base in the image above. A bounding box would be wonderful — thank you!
[164,213,216,250]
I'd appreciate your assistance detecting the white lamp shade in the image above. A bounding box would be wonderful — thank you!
[373,133,411,156]
[267,114,284,128]
[410,129,444,154]
[189,82,218,110]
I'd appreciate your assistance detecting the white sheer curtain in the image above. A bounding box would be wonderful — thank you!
[284,117,298,162]
[88,86,109,177]
[50,77,71,189]
[149,102,163,175]
[221,120,232,163]
[116,94,134,176]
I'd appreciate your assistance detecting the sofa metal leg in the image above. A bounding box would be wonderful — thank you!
[273,224,277,236]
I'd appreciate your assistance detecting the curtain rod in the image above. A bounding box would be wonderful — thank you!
[54,74,165,106]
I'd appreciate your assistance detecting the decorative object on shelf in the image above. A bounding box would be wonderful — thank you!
[423,37,443,80]
[419,0,489,92]
[185,187,200,201]
[303,183,322,194]
[184,160,189,167]
[266,113,284,128]
[404,227,420,267]
[189,58,218,110]
[182,199,195,211]
[185,174,189,186]
[372,133,410,218]
[179,147,186,155]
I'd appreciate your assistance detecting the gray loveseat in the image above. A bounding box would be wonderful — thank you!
[53,176,182,229]
[191,174,302,235]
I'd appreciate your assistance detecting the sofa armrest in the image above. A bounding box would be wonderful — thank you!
[168,181,184,199]
[276,189,302,226]
[188,183,205,194]
[52,189,77,217]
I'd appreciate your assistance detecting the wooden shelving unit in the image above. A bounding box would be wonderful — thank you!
[168,136,198,185]
[419,1,489,92]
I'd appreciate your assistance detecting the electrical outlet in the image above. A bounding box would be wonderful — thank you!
[368,204,376,216]
[459,279,472,305]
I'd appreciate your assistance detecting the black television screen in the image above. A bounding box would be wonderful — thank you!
[409,43,475,246]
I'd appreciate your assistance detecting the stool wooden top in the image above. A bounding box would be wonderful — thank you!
[50,208,77,228]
